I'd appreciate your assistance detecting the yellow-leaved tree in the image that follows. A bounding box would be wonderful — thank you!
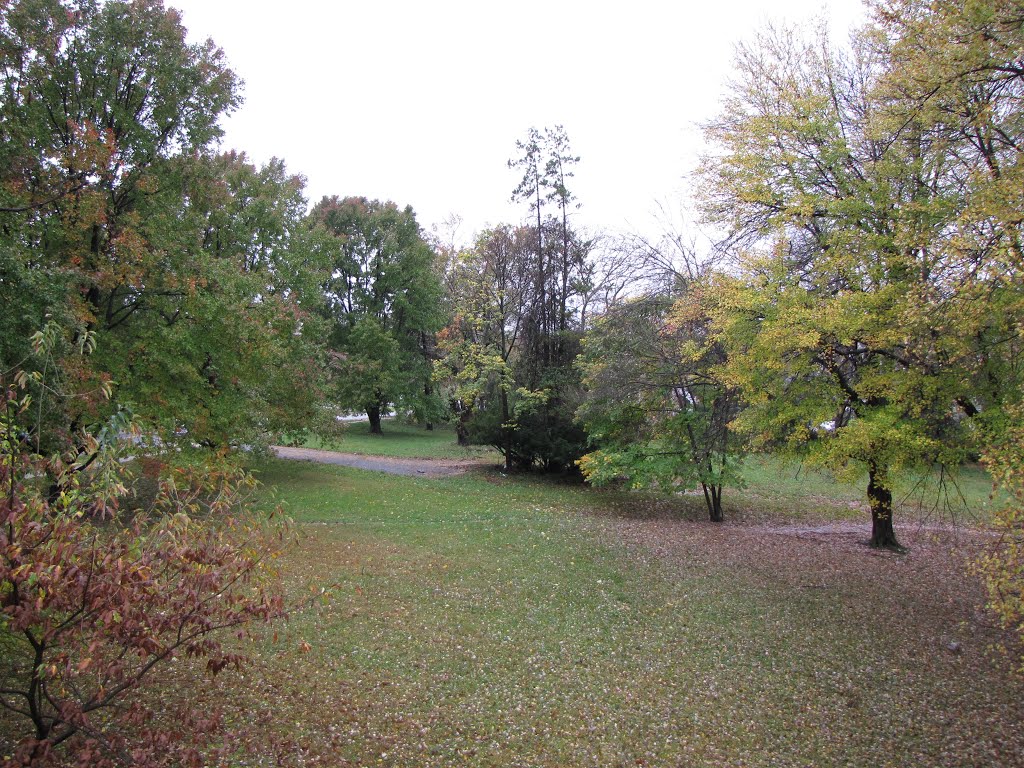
[873,0,1024,651]
[701,5,1022,550]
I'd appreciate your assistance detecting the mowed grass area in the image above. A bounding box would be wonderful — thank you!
[295,421,1000,524]
[734,454,1001,525]
[292,420,500,461]
[183,457,1023,767]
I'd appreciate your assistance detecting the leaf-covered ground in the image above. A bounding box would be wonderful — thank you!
[149,459,1023,767]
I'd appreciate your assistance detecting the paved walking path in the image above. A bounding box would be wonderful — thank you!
[272,446,489,477]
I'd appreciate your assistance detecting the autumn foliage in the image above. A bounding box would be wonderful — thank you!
[976,404,1024,666]
[0,383,289,767]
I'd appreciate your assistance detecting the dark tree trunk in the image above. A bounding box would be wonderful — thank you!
[701,483,724,522]
[455,403,471,446]
[500,388,513,471]
[535,177,549,368]
[867,462,900,549]
[559,200,570,340]
[367,405,382,435]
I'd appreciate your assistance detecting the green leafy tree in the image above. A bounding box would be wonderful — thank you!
[700,21,994,548]
[0,0,239,353]
[92,151,328,448]
[976,403,1024,666]
[0,1,326,451]
[434,225,532,465]
[578,274,741,522]
[455,128,593,471]
[437,211,594,471]
[870,0,1024,646]
[312,196,444,433]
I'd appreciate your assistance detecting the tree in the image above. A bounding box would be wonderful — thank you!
[439,229,593,470]
[541,125,581,342]
[579,206,696,329]
[976,402,1024,666]
[700,22,990,548]
[435,225,534,467]
[0,1,326,452]
[508,128,548,363]
[0,328,289,767]
[454,127,593,471]
[578,242,741,522]
[93,150,328,448]
[869,0,1024,647]
[508,125,587,370]
[312,196,444,434]
[578,290,741,521]
[871,0,1024,425]
[0,0,238,363]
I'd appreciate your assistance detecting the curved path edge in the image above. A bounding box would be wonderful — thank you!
[271,445,491,477]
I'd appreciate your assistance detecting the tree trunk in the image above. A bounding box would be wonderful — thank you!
[424,380,433,431]
[867,462,900,549]
[701,483,724,522]
[560,200,570,339]
[367,405,382,435]
[500,388,512,472]
[456,405,471,448]
[535,175,549,368]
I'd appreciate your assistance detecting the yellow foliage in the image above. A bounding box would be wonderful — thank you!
[977,405,1024,668]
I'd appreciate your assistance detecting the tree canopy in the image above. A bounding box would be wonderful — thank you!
[698,13,1020,548]
[311,196,444,433]
[577,265,741,521]
[434,127,594,471]
[0,0,327,451]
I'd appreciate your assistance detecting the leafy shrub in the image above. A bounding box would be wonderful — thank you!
[977,405,1024,669]
[1,380,290,766]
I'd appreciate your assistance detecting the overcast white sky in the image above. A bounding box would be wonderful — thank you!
[168,0,868,242]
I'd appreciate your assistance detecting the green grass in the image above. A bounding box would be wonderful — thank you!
[733,454,1001,524]
[292,422,1000,524]
[289,420,500,461]
[215,459,1023,767]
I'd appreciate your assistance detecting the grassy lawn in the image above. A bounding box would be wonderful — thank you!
[185,458,1024,767]
[288,421,999,528]
[290,420,500,461]
[734,454,1001,525]
[290,420,999,524]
